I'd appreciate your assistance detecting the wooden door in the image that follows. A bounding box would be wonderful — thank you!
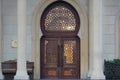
[40,37,80,79]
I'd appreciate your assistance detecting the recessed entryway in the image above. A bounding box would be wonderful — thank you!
[32,0,88,79]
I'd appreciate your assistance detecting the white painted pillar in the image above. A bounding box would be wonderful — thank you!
[14,0,29,79]
[88,0,105,79]
[0,0,4,79]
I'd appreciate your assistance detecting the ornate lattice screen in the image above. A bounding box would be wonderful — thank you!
[41,1,80,36]
[45,6,76,31]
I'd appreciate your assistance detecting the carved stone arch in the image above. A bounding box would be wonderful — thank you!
[32,0,88,79]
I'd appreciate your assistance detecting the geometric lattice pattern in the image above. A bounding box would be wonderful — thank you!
[45,40,58,64]
[64,40,76,64]
[45,6,76,31]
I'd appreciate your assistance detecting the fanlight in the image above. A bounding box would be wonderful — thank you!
[40,1,80,36]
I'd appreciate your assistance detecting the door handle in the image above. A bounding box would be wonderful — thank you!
[57,45,60,67]
[57,44,64,67]
[60,45,63,67]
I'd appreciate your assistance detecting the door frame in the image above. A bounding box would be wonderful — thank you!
[32,0,88,79]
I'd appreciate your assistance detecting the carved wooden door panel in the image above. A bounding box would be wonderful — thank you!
[61,37,80,78]
[41,37,59,78]
[40,37,80,79]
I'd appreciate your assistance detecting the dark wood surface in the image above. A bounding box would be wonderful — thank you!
[40,1,80,79]
[2,60,34,80]
[40,37,80,79]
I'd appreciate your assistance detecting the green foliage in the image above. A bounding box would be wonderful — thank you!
[113,59,120,64]
[105,59,120,64]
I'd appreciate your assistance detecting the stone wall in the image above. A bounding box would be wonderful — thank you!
[2,0,89,61]
[103,0,120,60]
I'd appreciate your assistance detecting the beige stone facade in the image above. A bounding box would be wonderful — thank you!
[0,0,120,79]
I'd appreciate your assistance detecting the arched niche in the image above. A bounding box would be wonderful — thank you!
[32,0,88,79]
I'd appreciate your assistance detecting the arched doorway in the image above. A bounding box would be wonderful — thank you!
[40,1,80,79]
[32,0,88,79]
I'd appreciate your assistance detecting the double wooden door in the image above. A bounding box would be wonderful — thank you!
[40,37,80,79]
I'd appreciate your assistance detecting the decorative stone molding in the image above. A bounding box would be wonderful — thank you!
[32,0,88,79]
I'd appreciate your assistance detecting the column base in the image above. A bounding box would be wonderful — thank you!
[14,75,29,80]
[0,73,4,79]
[90,71,105,79]
[87,70,92,78]
[14,71,29,80]
[0,70,4,79]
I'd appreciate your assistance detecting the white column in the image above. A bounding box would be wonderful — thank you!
[0,0,4,79]
[88,0,105,79]
[14,0,29,79]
